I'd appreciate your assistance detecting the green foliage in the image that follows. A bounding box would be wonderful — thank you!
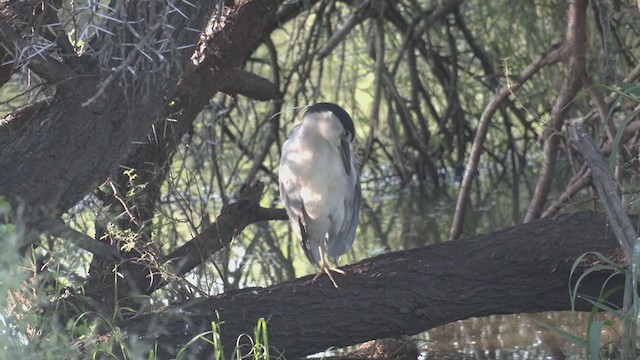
[0,199,76,358]
[536,244,640,359]
[177,316,276,360]
[601,82,640,175]
[0,198,147,359]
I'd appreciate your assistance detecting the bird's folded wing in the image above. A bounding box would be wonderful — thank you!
[327,181,362,260]
[280,178,317,264]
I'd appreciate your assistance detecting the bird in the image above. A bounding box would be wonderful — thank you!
[279,102,362,288]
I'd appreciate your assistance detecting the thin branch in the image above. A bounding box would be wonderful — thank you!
[541,166,591,218]
[523,0,588,223]
[362,15,384,168]
[593,0,616,84]
[147,182,287,294]
[449,44,563,239]
[39,218,121,259]
[107,178,141,227]
[316,0,371,60]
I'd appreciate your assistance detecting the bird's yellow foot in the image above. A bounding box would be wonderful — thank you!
[312,265,345,288]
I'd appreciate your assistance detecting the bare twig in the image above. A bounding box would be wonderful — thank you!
[362,15,384,168]
[541,166,592,218]
[524,0,588,223]
[449,44,563,239]
[316,0,371,60]
[107,178,141,227]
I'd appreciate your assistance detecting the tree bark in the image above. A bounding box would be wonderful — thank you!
[0,0,214,226]
[117,211,625,359]
[0,0,278,231]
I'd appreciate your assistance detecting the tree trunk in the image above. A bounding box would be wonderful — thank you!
[0,0,278,231]
[117,211,625,359]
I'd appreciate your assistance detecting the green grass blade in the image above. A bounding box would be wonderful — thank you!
[633,239,640,302]
[588,320,605,360]
[609,109,640,174]
[536,320,587,348]
[578,295,623,320]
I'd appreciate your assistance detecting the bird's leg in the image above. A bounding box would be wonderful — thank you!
[312,247,345,288]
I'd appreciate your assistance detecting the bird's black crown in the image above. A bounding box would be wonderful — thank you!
[305,102,355,140]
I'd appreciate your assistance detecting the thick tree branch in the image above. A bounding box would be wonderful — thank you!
[0,0,278,234]
[0,100,46,137]
[568,124,637,358]
[219,69,280,100]
[75,0,282,314]
[118,211,624,359]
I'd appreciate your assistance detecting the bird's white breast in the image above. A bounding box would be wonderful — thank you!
[280,128,355,234]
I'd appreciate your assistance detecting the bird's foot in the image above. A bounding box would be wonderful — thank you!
[312,265,345,288]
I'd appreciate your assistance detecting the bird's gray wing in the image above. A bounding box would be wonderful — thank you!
[327,180,362,260]
[279,175,317,265]
[298,203,318,264]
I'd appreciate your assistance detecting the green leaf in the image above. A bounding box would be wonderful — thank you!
[609,109,640,175]
[588,320,605,360]
[536,320,587,348]
[578,295,623,320]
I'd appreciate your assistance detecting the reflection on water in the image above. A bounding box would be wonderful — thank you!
[324,312,620,359]
[418,312,618,359]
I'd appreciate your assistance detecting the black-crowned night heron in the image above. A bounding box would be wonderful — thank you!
[279,102,362,288]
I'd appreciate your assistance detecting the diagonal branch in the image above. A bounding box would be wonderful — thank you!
[568,125,636,258]
[449,43,563,239]
[219,69,280,100]
[523,0,588,222]
[316,0,371,59]
[157,182,288,292]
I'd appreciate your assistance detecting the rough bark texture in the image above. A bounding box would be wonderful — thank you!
[0,0,278,231]
[119,211,624,359]
[0,1,213,226]
[0,0,283,318]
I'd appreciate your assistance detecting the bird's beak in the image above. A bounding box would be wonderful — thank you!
[340,134,351,176]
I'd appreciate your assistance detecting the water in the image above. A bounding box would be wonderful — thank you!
[419,312,617,359]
